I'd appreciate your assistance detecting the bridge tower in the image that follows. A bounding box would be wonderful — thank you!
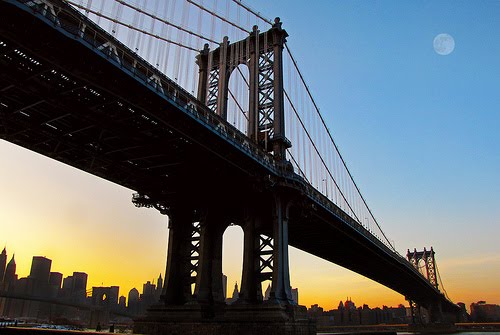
[406,247,456,330]
[135,19,313,335]
[407,247,438,289]
[196,17,291,162]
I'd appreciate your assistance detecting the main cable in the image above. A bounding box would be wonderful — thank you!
[186,0,250,34]
[284,43,395,251]
[230,0,272,25]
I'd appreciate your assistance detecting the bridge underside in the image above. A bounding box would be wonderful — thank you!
[0,0,273,211]
[0,1,458,330]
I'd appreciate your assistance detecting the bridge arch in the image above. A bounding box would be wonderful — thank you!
[227,64,250,135]
[222,224,244,303]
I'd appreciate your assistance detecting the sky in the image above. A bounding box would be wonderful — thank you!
[1,0,499,311]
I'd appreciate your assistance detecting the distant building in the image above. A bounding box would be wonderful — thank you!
[119,295,126,308]
[222,274,227,299]
[0,253,17,317]
[156,273,163,301]
[262,284,298,304]
[29,256,51,283]
[62,272,88,303]
[308,298,407,328]
[291,288,299,304]
[309,304,324,316]
[128,288,140,315]
[344,297,356,310]
[49,272,63,289]
[470,301,500,322]
[72,272,88,300]
[0,248,7,285]
[140,280,157,311]
[226,282,239,304]
[3,255,17,288]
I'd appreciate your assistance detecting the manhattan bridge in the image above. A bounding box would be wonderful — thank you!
[0,0,460,333]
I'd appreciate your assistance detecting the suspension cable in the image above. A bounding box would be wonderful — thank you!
[230,0,273,25]
[113,0,219,44]
[228,89,249,121]
[284,90,361,223]
[236,66,250,87]
[435,259,451,300]
[286,149,308,181]
[64,0,200,51]
[186,0,250,34]
[284,43,394,249]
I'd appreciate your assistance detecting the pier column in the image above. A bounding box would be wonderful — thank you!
[162,206,194,305]
[239,216,263,303]
[269,194,293,304]
[194,210,226,304]
[428,300,444,323]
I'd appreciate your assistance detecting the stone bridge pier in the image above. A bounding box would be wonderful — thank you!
[134,192,315,335]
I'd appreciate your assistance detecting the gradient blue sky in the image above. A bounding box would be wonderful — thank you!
[1,0,499,310]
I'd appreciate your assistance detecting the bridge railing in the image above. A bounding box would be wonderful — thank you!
[17,0,277,172]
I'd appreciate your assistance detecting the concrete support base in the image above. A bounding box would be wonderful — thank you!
[134,303,316,335]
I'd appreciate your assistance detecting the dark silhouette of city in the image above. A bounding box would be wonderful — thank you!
[0,248,163,328]
[1,247,498,331]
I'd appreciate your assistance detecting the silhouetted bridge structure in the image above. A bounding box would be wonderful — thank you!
[0,0,459,334]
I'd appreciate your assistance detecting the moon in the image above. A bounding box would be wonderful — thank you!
[433,33,455,55]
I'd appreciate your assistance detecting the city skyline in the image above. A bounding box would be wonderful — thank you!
[0,250,162,303]
[0,247,446,311]
[1,0,499,311]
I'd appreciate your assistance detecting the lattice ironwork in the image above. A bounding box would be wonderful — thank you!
[206,67,219,113]
[190,221,201,284]
[407,247,439,289]
[408,299,423,324]
[196,19,288,157]
[257,48,275,150]
[258,234,273,282]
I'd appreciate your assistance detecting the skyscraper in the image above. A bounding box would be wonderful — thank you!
[61,272,88,302]
[29,256,52,283]
[3,255,17,289]
[155,274,163,301]
[128,288,139,307]
[128,288,140,315]
[72,272,88,296]
[156,274,163,293]
[48,272,63,298]
[0,247,6,285]
[222,274,227,299]
[49,272,63,288]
